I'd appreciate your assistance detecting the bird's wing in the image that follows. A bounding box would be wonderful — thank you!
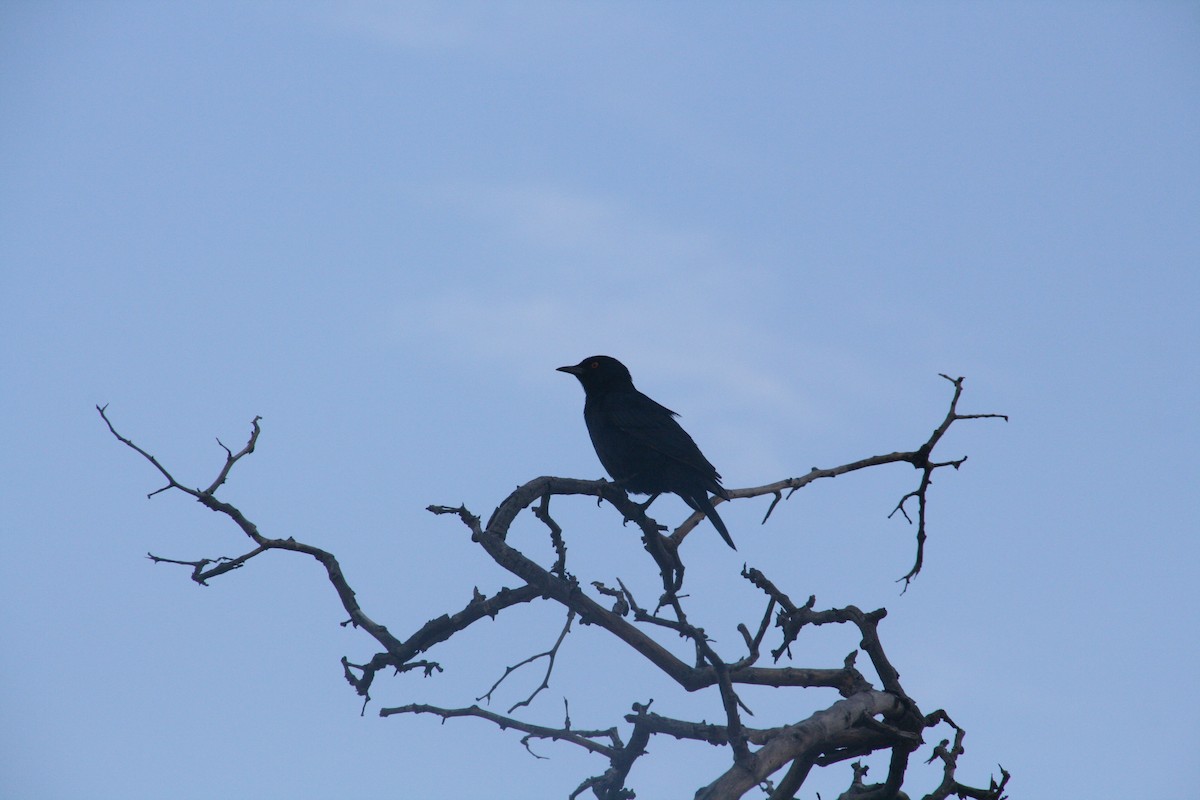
[604,390,723,483]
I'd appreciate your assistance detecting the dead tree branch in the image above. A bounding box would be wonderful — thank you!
[671,375,1006,585]
[99,373,1005,799]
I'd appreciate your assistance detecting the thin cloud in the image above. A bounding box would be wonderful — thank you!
[434,181,717,276]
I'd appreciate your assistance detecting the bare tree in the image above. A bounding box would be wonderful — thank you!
[99,374,1009,799]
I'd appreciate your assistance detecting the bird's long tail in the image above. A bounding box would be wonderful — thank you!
[685,490,736,550]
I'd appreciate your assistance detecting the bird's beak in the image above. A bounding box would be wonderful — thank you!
[557,365,583,376]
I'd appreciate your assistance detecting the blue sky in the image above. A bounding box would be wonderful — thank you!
[2,2,1197,798]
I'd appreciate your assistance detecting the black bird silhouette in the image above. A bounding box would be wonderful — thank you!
[557,355,735,549]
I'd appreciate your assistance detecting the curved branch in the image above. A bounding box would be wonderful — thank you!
[694,690,905,800]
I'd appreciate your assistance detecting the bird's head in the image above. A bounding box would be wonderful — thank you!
[557,355,634,393]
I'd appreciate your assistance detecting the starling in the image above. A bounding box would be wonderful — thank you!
[558,355,735,549]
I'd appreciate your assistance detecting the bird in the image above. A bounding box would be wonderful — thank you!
[557,355,736,549]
